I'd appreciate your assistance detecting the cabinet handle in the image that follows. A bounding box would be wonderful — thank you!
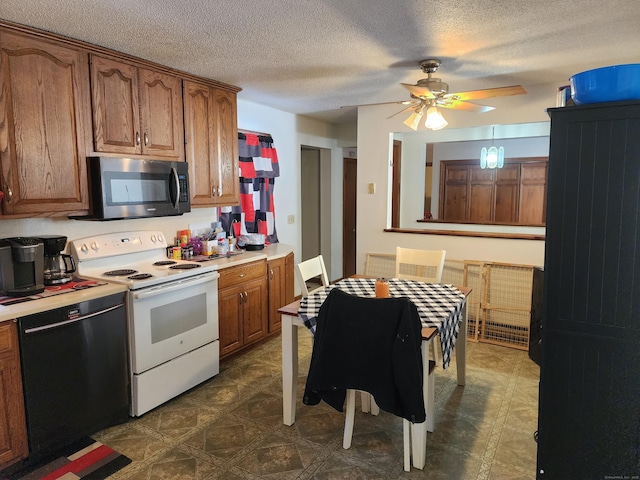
[269,269,274,279]
[136,132,141,146]
[6,186,12,204]
[217,186,222,196]
[239,273,246,278]
[144,133,149,146]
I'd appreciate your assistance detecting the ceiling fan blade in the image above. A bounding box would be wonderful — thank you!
[401,83,435,99]
[340,99,413,109]
[445,85,527,101]
[386,103,419,119]
[437,99,495,113]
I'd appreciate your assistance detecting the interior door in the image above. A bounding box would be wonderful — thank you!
[391,140,401,227]
[343,157,357,278]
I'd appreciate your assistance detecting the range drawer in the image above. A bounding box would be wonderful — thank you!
[218,260,266,289]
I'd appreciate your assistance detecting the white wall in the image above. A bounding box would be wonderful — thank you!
[0,99,354,295]
[355,82,559,270]
[399,130,550,227]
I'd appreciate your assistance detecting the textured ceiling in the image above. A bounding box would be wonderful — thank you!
[1,0,639,124]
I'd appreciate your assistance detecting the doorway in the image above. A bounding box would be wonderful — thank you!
[301,146,332,278]
[391,140,402,228]
[343,157,357,278]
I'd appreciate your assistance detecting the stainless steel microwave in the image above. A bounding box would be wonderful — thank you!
[80,157,190,220]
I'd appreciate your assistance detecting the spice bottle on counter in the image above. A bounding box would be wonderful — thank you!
[179,229,190,246]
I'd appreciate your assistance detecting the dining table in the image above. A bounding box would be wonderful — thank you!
[278,276,470,470]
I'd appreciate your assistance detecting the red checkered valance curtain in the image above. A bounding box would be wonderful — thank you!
[218,133,279,243]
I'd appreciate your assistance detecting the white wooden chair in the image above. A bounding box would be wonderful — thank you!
[295,254,329,296]
[395,247,446,283]
[395,247,446,366]
[304,289,434,471]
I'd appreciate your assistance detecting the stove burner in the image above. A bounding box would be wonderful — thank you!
[104,269,138,276]
[169,263,201,270]
[153,260,177,266]
[128,273,154,280]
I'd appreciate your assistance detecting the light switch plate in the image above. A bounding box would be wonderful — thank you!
[287,214,295,224]
[368,183,376,194]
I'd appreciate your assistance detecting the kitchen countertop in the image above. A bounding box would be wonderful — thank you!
[197,242,294,269]
[0,243,295,323]
[0,282,128,323]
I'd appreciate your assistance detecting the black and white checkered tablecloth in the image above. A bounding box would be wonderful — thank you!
[298,277,467,369]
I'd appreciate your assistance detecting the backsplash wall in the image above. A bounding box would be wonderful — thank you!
[0,207,221,250]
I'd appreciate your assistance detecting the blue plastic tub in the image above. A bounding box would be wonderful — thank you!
[570,64,640,105]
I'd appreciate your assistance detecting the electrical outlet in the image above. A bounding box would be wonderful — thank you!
[287,214,295,224]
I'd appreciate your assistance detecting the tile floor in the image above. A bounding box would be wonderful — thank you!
[95,331,540,479]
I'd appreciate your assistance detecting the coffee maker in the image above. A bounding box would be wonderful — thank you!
[0,237,45,296]
[38,235,76,286]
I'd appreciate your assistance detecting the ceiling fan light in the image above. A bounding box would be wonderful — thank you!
[425,106,448,130]
[403,110,423,130]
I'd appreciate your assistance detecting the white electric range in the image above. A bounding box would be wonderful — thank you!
[69,230,220,416]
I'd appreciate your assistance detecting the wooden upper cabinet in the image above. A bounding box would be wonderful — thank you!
[90,55,184,160]
[0,31,91,215]
[183,80,239,207]
[439,158,547,225]
[213,89,239,205]
[442,165,468,221]
[494,165,520,223]
[519,162,547,225]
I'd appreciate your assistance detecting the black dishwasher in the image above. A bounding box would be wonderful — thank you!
[17,292,130,460]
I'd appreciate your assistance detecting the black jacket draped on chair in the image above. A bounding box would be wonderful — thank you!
[303,289,426,423]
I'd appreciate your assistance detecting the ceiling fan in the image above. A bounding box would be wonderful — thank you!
[389,59,527,130]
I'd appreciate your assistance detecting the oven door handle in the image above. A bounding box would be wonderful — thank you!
[133,272,218,300]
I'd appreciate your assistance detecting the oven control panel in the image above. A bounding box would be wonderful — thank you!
[69,231,167,260]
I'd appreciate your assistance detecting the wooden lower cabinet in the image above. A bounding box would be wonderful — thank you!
[218,260,268,358]
[267,253,294,334]
[0,321,28,470]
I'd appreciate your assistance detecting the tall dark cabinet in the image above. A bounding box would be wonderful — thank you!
[537,101,640,478]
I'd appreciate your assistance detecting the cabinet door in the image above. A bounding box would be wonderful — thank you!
[267,258,286,333]
[90,55,140,155]
[538,103,640,478]
[519,162,547,225]
[0,321,28,469]
[494,164,519,223]
[468,166,494,222]
[218,285,242,357]
[242,278,267,345]
[441,165,468,221]
[138,68,184,159]
[284,252,295,305]
[213,89,239,205]
[0,32,91,215]
[184,81,217,205]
